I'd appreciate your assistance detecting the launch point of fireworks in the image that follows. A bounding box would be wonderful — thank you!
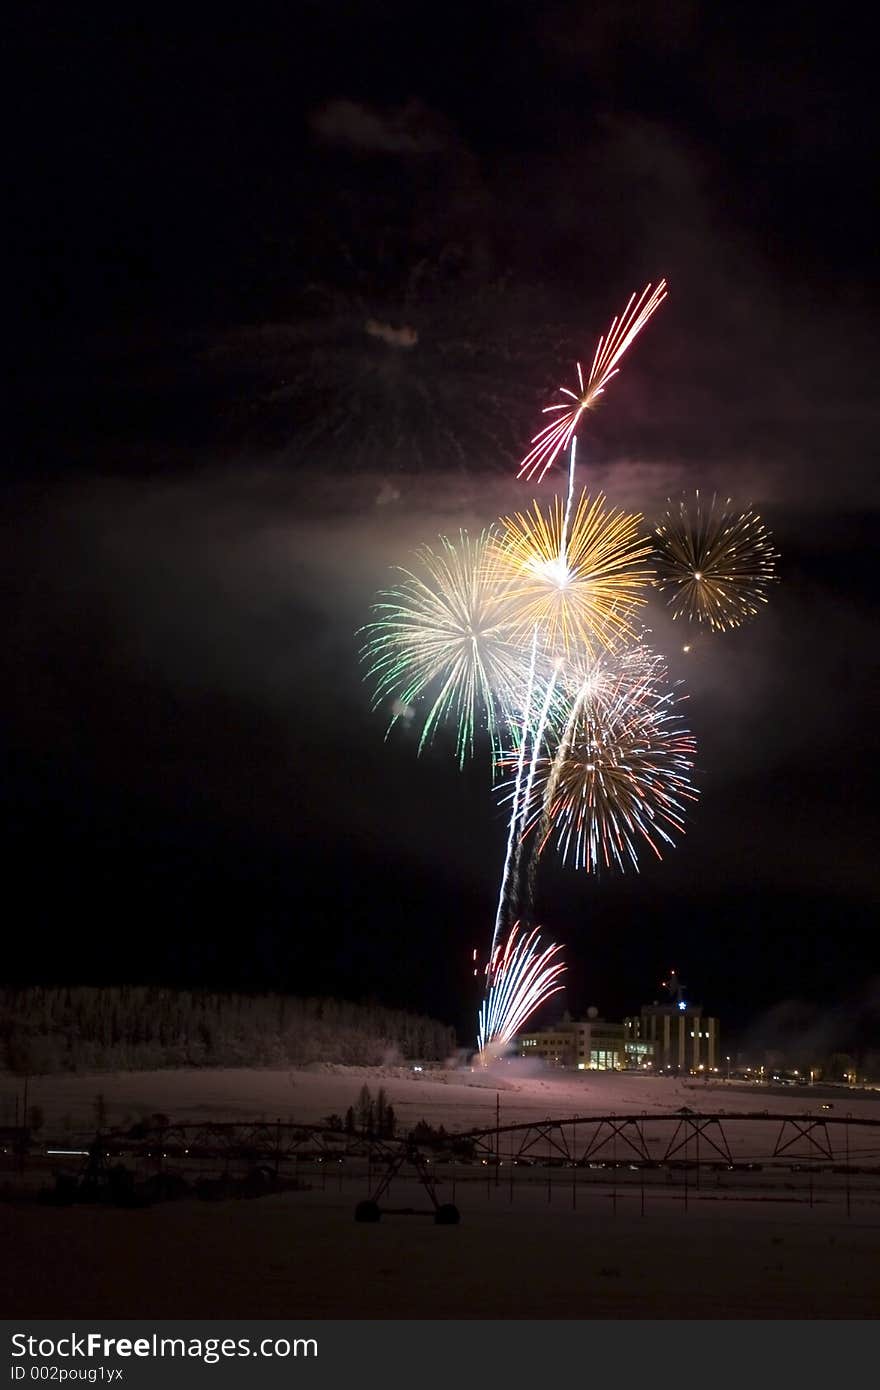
[476,921,566,1057]
[518,280,668,482]
[653,491,779,632]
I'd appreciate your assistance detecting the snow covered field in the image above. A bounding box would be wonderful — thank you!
[3,1181,879,1318]
[4,1065,879,1319]
[5,1061,879,1141]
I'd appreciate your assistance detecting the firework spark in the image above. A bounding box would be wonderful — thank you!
[477,921,566,1055]
[488,491,654,660]
[528,653,698,873]
[361,529,524,766]
[653,491,779,632]
[519,280,668,482]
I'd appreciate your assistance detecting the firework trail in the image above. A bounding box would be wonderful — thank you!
[477,921,566,1055]
[491,442,593,935]
[653,491,779,632]
[488,491,654,660]
[525,651,698,873]
[490,627,539,955]
[511,644,655,907]
[361,529,524,767]
[518,280,667,482]
[508,658,563,917]
[560,436,578,567]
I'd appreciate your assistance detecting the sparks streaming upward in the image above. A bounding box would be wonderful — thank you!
[526,652,698,873]
[477,921,566,1055]
[508,655,563,914]
[488,491,654,661]
[360,529,524,768]
[518,280,668,482]
[490,625,539,956]
[653,491,779,632]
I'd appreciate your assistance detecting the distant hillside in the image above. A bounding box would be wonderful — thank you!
[0,986,457,1074]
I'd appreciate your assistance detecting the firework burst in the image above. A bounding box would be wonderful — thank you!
[653,491,779,631]
[519,280,667,482]
[360,529,525,766]
[528,653,698,873]
[487,491,654,661]
[477,921,566,1055]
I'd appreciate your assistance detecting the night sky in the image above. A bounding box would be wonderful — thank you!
[7,3,879,1047]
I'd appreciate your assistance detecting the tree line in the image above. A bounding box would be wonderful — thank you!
[0,986,457,1075]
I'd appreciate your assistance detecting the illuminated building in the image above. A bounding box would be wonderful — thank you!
[518,1016,625,1070]
[516,971,719,1074]
[625,1001,719,1074]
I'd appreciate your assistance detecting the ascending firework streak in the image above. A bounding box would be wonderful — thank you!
[490,627,539,955]
[486,447,597,956]
[509,655,562,912]
[489,465,653,944]
[518,280,668,482]
[477,922,566,1055]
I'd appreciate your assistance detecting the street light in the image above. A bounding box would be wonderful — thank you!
[726,1055,731,1081]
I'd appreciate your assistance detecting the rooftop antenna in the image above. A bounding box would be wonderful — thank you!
[660,969,686,1006]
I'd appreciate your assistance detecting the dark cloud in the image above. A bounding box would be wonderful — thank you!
[739,980,880,1068]
[309,98,451,154]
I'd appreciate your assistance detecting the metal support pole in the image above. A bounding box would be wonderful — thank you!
[696,1123,700,1191]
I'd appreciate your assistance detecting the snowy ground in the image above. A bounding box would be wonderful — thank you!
[4,1065,879,1318]
[6,1062,880,1133]
[3,1181,878,1318]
